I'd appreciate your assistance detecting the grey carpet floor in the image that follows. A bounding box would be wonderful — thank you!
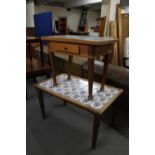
[26,77,129,155]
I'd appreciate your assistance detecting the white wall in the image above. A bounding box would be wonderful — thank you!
[109,0,120,21]
[101,0,120,21]
[26,1,35,27]
[35,5,99,32]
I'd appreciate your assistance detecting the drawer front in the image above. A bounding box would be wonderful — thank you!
[50,42,80,54]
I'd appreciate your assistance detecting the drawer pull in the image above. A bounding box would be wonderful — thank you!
[64,47,68,50]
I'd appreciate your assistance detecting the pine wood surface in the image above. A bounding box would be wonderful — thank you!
[42,35,117,46]
[110,21,118,65]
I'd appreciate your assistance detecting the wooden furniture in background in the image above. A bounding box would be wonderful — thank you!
[26,36,51,78]
[26,27,35,36]
[42,35,117,101]
[58,17,67,34]
[69,31,89,36]
[91,17,106,37]
[26,27,40,54]
[99,17,107,37]
[78,25,88,32]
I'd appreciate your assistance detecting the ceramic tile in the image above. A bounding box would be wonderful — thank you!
[39,74,121,110]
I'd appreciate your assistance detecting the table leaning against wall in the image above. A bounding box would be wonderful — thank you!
[34,35,123,149]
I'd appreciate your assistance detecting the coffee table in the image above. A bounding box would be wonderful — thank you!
[34,74,123,149]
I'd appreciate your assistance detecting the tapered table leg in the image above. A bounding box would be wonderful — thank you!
[63,100,67,106]
[37,89,46,119]
[88,58,94,100]
[49,52,57,86]
[26,88,28,100]
[28,42,32,61]
[28,42,33,70]
[111,103,118,127]
[92,115,101,149]
[100,54,110,91]
[40,40,44,66]
[67,55,73,80]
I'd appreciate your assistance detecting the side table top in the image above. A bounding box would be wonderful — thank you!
[34,74,123,115]
[41,35,118,46]
[26,36,41,42]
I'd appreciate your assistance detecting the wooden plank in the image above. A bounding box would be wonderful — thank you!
[116,4,123,66]
[109,21,118,65]
[100,0,111,36]
[121,13,129,58]
[99,17,106,37]
[67,55,73,80]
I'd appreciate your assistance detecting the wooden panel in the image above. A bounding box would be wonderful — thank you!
[99,16,106,37]
[116,4,123,66]
[101,0,111,36]
[50,42,80,54]
[58,17,67,34]
[121,14,129,55]
[31,43,40,48]
[79,45,89,57]
[26,27,35,36]
[109,21,118,65]
[94,45,112,60]
[49,41,113,59]
[26,58,51,77]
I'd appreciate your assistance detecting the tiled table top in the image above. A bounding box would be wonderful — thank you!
[42,35,117,45]
[34,74,123,115]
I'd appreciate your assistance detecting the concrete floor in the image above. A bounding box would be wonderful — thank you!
[26,77,129,155]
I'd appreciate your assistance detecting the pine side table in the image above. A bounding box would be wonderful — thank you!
[41,35,118,100]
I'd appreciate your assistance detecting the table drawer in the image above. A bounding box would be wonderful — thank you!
[50,42,80,54]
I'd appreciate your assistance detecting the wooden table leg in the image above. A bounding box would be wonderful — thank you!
[36,89,46,119]
[100,54,110,91]
[67,55,73,80]
[92,115,101,149]
[26,88,28,101]
[40,40,44,66]
[111,103,118,127]
[48,53,51,66]
[28,42,33,69]
[49,52,57,86]
[63,100,67,106]
[88,58,94,100]
[28,42,32,61]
